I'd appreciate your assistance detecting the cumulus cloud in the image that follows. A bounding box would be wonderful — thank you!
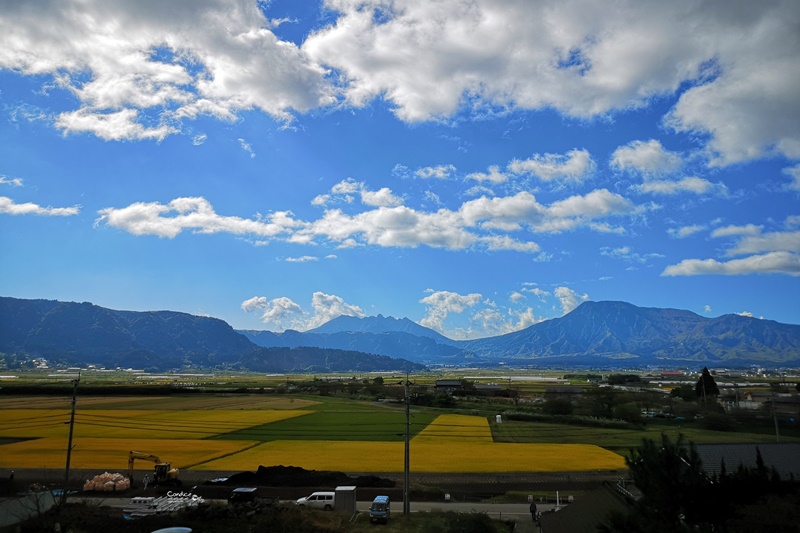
[415,165,456,179]
[636,176,721,195]
[303,0,800,165]
[96,186,643,254]
[325,178,403,207]
[419,290,482,333]
[241,296,304,330]
[241,291,364,331]
[0,0,334,140]
[0,176,24,187]
[661,252,800,276]
[611,139,683,176]
[554,286,589,314]
[668,224,705,238]
[663,219,800,277]
[95,197,300,238]
[508,149,595,182]
[466,166,508,184]
[2,1,797,166]
[783,164,800,191]
[0,196,80,216]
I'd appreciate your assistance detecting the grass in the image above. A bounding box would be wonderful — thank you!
[490,419,797,454]
[214,410,438,442]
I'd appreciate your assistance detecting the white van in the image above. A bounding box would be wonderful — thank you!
[295,491,335,510]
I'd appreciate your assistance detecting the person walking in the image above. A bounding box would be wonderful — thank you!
[530,500,538,522]
[143,474,149,490]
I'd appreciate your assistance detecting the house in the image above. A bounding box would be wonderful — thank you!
[434,379,464,393]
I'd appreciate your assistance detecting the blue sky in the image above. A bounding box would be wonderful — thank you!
[1,0,799,339]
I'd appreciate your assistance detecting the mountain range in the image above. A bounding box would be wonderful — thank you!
[0,297,425,373]
[2,296,799,372]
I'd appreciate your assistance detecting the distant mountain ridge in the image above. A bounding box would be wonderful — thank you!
[0,297,424,372]
[2,297,799,370]
[459,301,800,365]
[243,301,800,367]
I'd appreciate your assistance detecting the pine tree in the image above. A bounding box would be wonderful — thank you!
[695,366,719,405]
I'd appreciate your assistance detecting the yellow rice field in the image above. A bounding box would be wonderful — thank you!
[0,437,259,471]
[0,409,312,440]
[0,410,626,473]
[194,440,624,472]
[413,414,493,443]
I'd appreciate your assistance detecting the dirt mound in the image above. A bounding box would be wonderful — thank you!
[218,465,395,488]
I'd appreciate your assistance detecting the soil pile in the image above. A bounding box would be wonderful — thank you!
[218,465,395,488]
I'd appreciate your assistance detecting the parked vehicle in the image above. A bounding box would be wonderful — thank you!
[369,495,390,524]
[228,487,259,504]
[295,491,335,510]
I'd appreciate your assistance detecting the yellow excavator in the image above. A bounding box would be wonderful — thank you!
[128,450,181,487]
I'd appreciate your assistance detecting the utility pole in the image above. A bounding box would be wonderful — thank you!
[403,372,410,517]
[62,372,80,505]
[771,384,781,443]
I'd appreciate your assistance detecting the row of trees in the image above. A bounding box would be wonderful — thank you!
[599,433,799,532]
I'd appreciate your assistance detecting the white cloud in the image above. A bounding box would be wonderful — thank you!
[415,165,456,179]
[0,0,334,140]
[192,134,207,146]
[308,291,365,328]
[466,165,507,184]
[600,246,665,264]
[664,219,800,277]
[238,138,256,158]
[668,225,705,239]
[523,287,551,302]
[328,178,403,207]
[241,291,363,331]
[611,139,682,176]
[737,311,754,318]
[285,256,318,262]
[0,196,80,216]
[241,295,304,330]
[711,224,763,238]
[303,0,800,166]
[0,176,24,187]
[636,176,720,195]
[55,109,176,141]
[704,305,712,313]
[2,1,797,166]
[95,197,301,238]
[726,230,800,257]
[419,290,482,333]
[554,286,589,314]
[97,186,643,253]
[662,251,800,277]
[508,149,595,182]
[783,164,800,191]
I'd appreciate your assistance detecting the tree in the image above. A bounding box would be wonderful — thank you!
[608,434,711,532]
[542,397,573,416]
[694,367,719,406]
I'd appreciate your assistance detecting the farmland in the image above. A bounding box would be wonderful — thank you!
[0,392,626,474]
[0,369,796,476]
